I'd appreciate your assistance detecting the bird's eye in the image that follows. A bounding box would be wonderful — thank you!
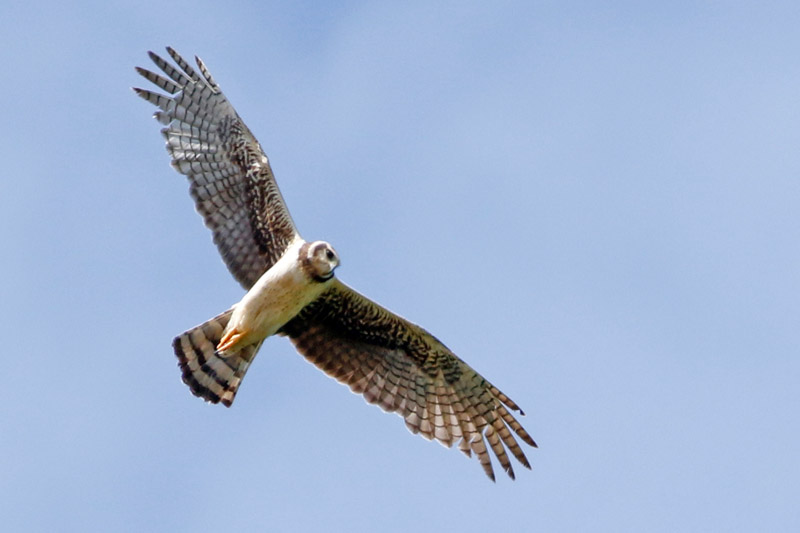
[326,249,335,260]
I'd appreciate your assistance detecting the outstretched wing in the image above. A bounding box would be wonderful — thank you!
[279,279,537,481]
[134,47,299,289]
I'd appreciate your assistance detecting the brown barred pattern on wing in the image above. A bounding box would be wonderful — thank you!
[280,279,537,481]
[134,48,299,289]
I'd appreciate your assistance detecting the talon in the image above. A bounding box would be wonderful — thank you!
[217,327,245,353]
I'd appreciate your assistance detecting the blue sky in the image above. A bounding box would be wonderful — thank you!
[2,1,799,531]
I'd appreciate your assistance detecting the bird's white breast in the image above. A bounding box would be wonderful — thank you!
[224,238,328,349]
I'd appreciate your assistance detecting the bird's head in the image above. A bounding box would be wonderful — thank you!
[303,241,340,282]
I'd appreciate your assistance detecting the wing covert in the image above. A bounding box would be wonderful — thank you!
[135,47,299,288]
[280,280,537,481]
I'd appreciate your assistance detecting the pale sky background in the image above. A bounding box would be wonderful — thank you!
[1,1,799,531]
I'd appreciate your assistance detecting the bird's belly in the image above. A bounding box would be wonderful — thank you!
[226,256,325,348]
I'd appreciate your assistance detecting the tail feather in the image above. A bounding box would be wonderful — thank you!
[172,309,262,407]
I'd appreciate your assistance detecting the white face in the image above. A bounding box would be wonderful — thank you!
[307,241,340,281]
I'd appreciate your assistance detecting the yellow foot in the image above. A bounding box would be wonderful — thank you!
[217,327,247,353]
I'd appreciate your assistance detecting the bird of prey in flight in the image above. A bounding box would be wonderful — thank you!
[134,48,536,480]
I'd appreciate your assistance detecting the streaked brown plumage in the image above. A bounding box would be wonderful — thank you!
[135,47,536,481]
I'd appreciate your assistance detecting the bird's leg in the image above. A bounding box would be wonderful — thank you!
[217,327,247,354]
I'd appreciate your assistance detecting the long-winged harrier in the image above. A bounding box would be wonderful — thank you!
[134,48,536,480]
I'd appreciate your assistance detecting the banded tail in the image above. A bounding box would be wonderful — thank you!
[172,308,263,407]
